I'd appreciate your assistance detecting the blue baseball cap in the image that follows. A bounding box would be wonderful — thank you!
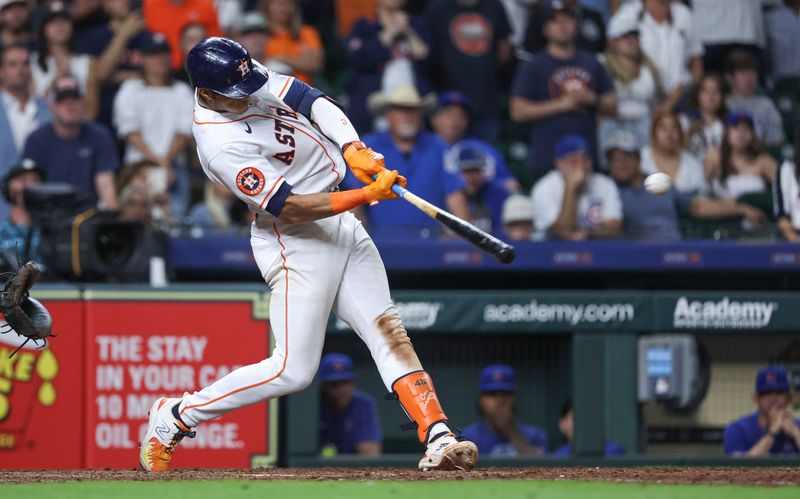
[543,0,576,22]
[318,353,356,383]
[479,364,516,393]
[727,111,755,127]
[435,90,472,114]
[756,366,789,394]
[455,145,489,171]
[554,134,590,160]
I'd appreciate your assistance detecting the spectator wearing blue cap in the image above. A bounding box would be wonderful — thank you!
[449,144,509,235]
[510,0,616,176]
[345,0,432,134]
[430,90,519,193]
[551,399,624,457]
[531,134,621,240]
[704,111,776,202]
[462,365,548,456]
[607,129,765,241]
[318,353,383,456]
[724,366,800,456]
[423,0,513,141]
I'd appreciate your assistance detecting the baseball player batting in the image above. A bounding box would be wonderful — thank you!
[139,37,478,472]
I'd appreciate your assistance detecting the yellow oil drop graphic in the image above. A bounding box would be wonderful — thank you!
[36,349,58,406]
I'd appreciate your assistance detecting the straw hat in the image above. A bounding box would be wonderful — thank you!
[367,84,437,115]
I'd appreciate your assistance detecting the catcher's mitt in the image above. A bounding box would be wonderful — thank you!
[0,261,53,357]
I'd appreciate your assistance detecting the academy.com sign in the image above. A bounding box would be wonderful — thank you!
[483,300,635,325]
[673,296,778,329]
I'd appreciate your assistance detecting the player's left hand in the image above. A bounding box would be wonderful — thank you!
[343,141,407,188]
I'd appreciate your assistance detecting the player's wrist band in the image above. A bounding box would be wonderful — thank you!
[330,189,368,214]
[342,140,365,153]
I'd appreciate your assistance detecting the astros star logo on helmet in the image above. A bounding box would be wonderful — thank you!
[236,167,265,196]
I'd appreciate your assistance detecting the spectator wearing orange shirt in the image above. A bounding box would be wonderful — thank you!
[142,0,221,70]
[261,0,324,84]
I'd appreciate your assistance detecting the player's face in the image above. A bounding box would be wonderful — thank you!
[727,122,754,151]
[543,12,576,45]
[431,105,469,144]
[607,149,641,185]
[199,89,251,115]
[386,106,422,141]
[0,47,31,91]
[559,410,574,442]
[755,391,789,415]
[322,380,356,412]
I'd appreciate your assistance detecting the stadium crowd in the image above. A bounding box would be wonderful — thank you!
[3,0,800,256]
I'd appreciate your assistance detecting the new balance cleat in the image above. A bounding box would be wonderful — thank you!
[418,432,478,471]
[139,397,195,472]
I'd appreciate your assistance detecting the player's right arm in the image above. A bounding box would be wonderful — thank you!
[207,147,401,224]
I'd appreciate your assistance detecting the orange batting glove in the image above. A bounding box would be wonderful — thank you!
[343,141,407,188]
[363,169,401,202]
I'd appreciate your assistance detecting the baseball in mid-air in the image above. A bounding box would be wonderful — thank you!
[644,172,672,195]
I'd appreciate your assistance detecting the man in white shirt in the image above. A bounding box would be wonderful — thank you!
[531,134,622,240]
[611,0,703,111]
[0,44,51,220]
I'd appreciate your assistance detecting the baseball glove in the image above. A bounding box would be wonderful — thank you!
[0,261,53,357]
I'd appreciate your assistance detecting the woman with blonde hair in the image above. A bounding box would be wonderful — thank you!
[640,109,709,195]
[261,0,324,84]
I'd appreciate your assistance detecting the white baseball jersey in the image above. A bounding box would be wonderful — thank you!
[192,65,348,221]
[177,69,422,430]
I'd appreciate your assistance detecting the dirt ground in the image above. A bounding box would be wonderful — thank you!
[1,467,798,486]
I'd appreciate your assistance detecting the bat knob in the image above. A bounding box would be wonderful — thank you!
[497,245,516,264]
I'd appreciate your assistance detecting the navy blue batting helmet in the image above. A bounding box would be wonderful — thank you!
[186,37,268,99]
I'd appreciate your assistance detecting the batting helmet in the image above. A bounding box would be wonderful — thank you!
[186,37,268,99]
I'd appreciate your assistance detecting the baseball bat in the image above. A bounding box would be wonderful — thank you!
[374,176,516,264]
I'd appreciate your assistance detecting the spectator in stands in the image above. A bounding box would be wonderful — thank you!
[0,159,44,265]
[612,0,703,112]
[78,0,147,130]
[511,1,616,176]
[766,1,800,82]
[346,0,430,134]
[235,12,269,64]
[724,366,800,456]
[552,399,624,457]
[118,185,153,223]
[23,75,119,210]
[114,32,194,216]
[424,0,513,141]
[452,145,509,235]
[640,109,708,195]
[174,22,208,84]
[0,45,51,186]
[345,84,469,234]
[522,0,605,56]
[680,73,727,162]
[213,0,243,36]
[462,365,548,456]
[692,0,765,78]
[116,159,173,223]
[725,50,785,147]
[143,0,221,71]
[500,193,533,241]
[188,180,239,231]
[0,0,32,48]
[705,112,776,202]
[318,353,382,456]
[608,129,764,241]
[531,134,622,240]
[32,2,99,120]
[598,12,660,163]
[430,91,518,192]
[262,0,324,84]
[775,130,800,242]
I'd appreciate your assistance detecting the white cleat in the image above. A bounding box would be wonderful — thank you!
[139,397,196,472]
[418,432,478,471]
